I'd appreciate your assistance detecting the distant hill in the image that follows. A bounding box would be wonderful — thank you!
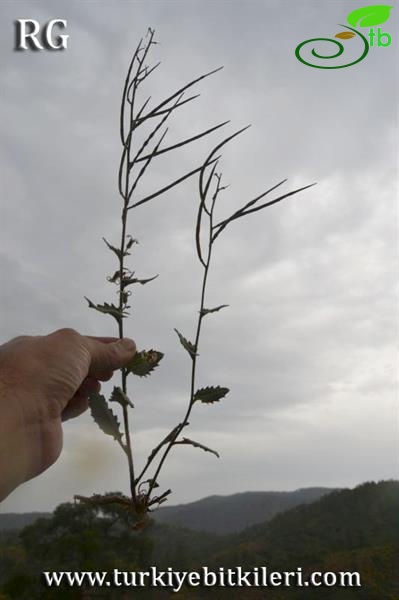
[0,488,333,535]
[0,512,49,531]
[190,480,399,598]
[1,481,397,599]
[154,487,334,534]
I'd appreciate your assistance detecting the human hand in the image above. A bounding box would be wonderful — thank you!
[0,328,136,501]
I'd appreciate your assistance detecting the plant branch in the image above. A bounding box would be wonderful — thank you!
[143,66,223,122]
[128,157,219,209]
[146,172,221,500]
[135,120,230,163]
[212,182,316,241]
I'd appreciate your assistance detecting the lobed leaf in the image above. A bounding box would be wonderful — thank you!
[121,274,158,289]
[194,385,229,404]
[176,437,220,458]
[85,297,127,322]
[174,328,197,358]
[88,391,123,442]
[126,349,164,377]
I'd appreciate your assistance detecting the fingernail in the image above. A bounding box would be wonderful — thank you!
[117,338,136,352]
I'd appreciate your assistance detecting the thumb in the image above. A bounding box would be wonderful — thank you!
[85,337,136,377]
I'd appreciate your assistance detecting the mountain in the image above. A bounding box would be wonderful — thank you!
[0,481,397,599]
[153,487,334,534]
[0,488,333,535]
[0,512,50,531]
[189,480,399,598]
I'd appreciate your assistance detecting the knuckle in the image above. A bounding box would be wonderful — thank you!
[12,335,31,343]
[55,327,80,340]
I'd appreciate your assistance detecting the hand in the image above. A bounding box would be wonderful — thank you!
[0,328,136,501]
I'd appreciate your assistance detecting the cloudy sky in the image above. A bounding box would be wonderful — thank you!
[0,0,397,512]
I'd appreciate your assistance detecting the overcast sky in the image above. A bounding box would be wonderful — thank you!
[0,0,397,513]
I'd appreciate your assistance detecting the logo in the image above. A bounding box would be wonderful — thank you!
[295,5,392,69]
[14,19,68,51]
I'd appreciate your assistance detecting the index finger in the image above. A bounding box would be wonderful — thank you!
[86,336,120,344]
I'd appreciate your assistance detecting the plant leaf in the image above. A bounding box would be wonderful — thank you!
[174,328,197,358]
[85,297,127,322]
[126,235,139,250]
[194,385,229,404]
[103,236,138,259]
[176,437,220,458]
[201,304,229,316]
[110,386,134,408]
[335,32,356,39]
[121,274,158,289]
[102,237,123,260]
[126,349,164,377]
[88,391,123,442]
[107,270,122,283]
[347,5,392,28]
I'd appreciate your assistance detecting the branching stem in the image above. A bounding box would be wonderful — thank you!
[146,175,218,500]
[86,29,314,519]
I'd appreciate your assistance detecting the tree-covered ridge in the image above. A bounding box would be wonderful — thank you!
[154,487,334,534]
[0,487,333,535]
[0,481,397,599]
[199,481,399,598]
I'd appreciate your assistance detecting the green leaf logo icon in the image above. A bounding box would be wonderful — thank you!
[347,5,392,28]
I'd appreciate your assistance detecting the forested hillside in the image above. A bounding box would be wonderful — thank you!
[154,487,333,534]
[0,488,332,536]
[0,481,397,599]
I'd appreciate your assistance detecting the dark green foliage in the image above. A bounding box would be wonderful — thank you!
[189,481,399,599]
[1,482,398,599]
[194,386,229,404]
[125,350,164,377]
[88,392,123,443]
[0,498,153,599]
[200,304,229,316]
[154,488,334,534]
[84,298,127,323]
[174,328,197,358]
[120,274,158,288]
